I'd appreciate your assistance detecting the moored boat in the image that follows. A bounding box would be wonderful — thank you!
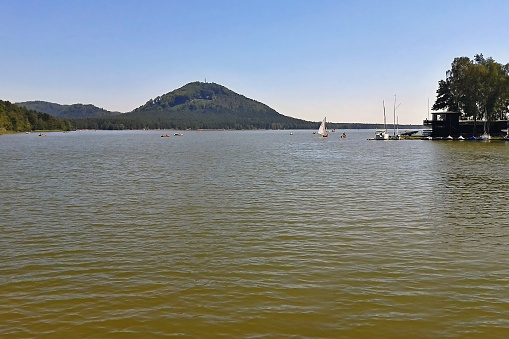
[375,130,389,140]
[480,133,491,140]
[375,101,389,140]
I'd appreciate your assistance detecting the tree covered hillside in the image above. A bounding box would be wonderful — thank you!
[71,82,318,130]
[16,101,121,118]
[0,100,72,132]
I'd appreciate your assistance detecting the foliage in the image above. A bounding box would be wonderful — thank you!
[0,100,72,132]
[432,54,509,122]
[16,101,121,118]
[71,82,320,130]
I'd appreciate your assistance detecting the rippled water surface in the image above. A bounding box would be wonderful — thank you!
[1,130,509,338]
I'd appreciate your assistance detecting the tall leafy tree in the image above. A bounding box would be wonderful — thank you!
[476,57,509,122]
[432,54,509,126]
[432,79,457,112]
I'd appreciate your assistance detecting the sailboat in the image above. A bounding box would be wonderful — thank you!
[503,129,509,140]
[480,133,491,141]
[502,122,509,140]
[480,112,491,140]
[375,101,389,140]
[318,117,329,137]
[390,95,401,140]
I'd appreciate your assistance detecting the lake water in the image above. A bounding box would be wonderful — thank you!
[1,129,508,338]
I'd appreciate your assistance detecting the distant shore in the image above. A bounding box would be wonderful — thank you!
[1,126,427,136]
[0,129,69,135]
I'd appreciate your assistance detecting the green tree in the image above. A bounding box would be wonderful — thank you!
[432,54,509,133]
[432,79,457,112]
[433,54,509,126]
[477,57,509,122]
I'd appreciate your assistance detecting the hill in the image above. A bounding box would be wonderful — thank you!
[0,100,72,132]
[12,83,422,130]
[16,101,121,119]
[70,82,317,130]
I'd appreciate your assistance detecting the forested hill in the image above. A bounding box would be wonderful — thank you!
[0,100,72,132]
[16,101,121,119]
[71,82,318,130]
[12,83,422,131]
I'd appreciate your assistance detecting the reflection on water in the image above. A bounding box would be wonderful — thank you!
[1,130,508,338]
[429,141,509,249]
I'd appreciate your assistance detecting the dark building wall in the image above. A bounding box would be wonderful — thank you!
[430,113,461,138]
[458,120,508,138]
[429,113,508,138]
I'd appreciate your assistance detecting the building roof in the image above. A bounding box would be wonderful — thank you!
[431,111,460,115]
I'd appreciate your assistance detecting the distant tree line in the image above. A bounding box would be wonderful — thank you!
[0,100,72,132]
[69,116,412,131]
[433,54,509,122]
[69,113,320,130]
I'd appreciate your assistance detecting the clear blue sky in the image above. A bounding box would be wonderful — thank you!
[1,0,508,124]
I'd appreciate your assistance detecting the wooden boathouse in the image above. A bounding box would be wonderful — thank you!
[424,112,509,139]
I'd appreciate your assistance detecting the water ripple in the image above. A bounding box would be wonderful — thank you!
[1,130,508,337]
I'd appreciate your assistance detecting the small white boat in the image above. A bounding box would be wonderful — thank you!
[502,129,509,140]
[317,117,328,137]
[375,130,389,140]
[480,119,490,140]
[174,133,183,136]
[458,135,465,140]
[446,135,453,140]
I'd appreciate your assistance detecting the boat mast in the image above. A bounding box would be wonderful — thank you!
[427,97,430,120]
[393,95,400,136]
[383,100,386,132]
[393,96,396,136]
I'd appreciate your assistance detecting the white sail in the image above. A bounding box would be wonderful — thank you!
[318,117,327,135]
